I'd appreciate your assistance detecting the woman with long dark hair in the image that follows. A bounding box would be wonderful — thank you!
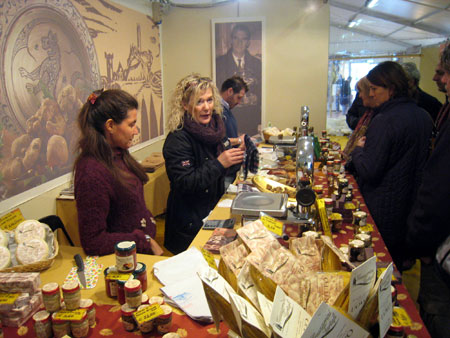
[74,89,163,256]
[349,61,433,269]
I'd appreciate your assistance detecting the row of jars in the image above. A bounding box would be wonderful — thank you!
[121,302,173,335]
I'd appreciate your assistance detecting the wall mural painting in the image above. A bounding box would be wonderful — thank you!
[0,0,163,205]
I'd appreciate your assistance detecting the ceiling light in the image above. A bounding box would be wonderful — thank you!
[365,0,379,8]
[347,19,362,28]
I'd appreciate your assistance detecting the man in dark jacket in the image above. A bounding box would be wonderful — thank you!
[405,44,450,338]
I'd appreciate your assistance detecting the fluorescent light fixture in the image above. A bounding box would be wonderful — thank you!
[366,0,379,8]
[347,19,361,28]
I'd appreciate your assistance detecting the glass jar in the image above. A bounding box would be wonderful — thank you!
[104,266,118,298]
[121,304,137,332]
[62,281,81,310]
[355,233,371,248]
[349,239,365,262]
[141,293,149,305]
[324,198,333,217]
[80,299,96,327]
[51,312,70,338]
[33,310,52,338]
[42,282,61,313]
[133,262,148,292]
[156,305,173,335]
[125,279,142,308]
[115,241,137,273]
[70,312,89,338]
[149,296,165,306]
[136,304,154,334]
[353,211,367,227]
[117,279,127,305]
[386,323,405,338]
[391,285,398,306]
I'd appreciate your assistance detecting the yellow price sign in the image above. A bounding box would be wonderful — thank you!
[360,224,374,232]
[0,208,25,231]
[377,268,397,281]
[260,214,283,236]
[0,292,20,304]
[106,272,132,281]
[133,304,164,325]
[201,248,218,270]
[392,306,412,327]
[53,309,87,321]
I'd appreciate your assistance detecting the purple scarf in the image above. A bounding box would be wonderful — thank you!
[183,113,226,155]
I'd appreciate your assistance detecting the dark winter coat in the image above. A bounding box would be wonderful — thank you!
[163,128,226,254]
[350,97,433,266]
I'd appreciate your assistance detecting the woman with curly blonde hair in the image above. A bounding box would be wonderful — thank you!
[163,74,244,254]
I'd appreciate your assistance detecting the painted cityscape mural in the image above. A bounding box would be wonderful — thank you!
[0,0,163,206]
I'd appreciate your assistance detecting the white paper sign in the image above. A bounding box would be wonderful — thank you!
[257,292,273,327]
[270,286,311,338]
[237,261,260,311]
[302,302,369,338]
[378,263,393,338]
[197,266,234,303]
[349,256,377,319]
[229,292,271,337]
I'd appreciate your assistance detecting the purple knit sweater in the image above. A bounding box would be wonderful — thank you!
[74,152,156,256]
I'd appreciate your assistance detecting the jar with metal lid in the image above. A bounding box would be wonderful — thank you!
[338,178,349,194]
[136,304,154,333]
[51,312,70,338]
[42,282,61,313]
[349,239,365,262]
[355,233,371,247]
[33,310,52,338]
[70,312,89,338]
[121,304,137,332]
[142,293,149,304]
[125,279,142,308]
[62,281,81,310]
[353,211,367,227]
[115,241,137,273]
[386,323,405,337]
[117,279,127,305]
[104,266,117,298]
[324,198,334,217]
[133,262,148,292]
[156,304,173,335]
[80,299,96,327]
[391,285,398,306]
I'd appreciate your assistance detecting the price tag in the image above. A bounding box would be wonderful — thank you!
[0,208,25,231]
[201,248,217,270]
[133,304,164,325]
[360,224,374,232]
[106,272,132,281]
[53,309,87,321]
[392,306,412,327]
[260,214,283,236]
[0,292,20,304]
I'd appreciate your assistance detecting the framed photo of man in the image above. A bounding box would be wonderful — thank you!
[212,18,264,136]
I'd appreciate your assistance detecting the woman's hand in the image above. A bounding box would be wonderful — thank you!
[149,237,164,256]
[218,148,245,168]
[356,136,366,148]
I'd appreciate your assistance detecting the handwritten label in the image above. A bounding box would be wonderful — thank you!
[0,292,20,304]
[53,309,87,321]
[133,304,163,325]
[392,306,412,327]
[106,272,132,281]
[348,256,376,319]
[0,208,25,231]
[260,214,283,236]
[201,248,217,270]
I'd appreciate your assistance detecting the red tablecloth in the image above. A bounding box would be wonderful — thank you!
[3,303,229,337]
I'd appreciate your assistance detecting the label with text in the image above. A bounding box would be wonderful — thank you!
[133,304,164,324]
[106,272,132,281]
[201,248,217,270]
[261,214,283,236]
[53,309,87,321]
[0,208,25,231]
[0,292,20,304]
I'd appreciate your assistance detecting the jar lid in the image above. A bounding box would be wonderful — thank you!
[158,304,172,319]
[349,239,365,248]
[104,266,117,277]
[149,296,164,305]
[137,304,149,311]
[32,310,50,323]
[353,211,367,217]
[115,241,136,251]
[62,280,80,293]
[125,279,141,292]
[388,323,404,332]
[355,233,370,241]
[121,303,135,315]
[80,298,94,310]
[323,198,333,205]
[142,294,149,304]
[134,262,146,274]
[42,282,60,295]
[117,279,128,286]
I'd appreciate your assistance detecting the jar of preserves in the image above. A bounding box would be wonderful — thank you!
[33,310,52,338]
[353,211,367,227]
[156,305,173,335]
[142,293,149,305]
[324,198,333,217]
[355,233,372,248]
[349,239,365,262]
[62,281,81,310]
[125,279,142,308]
[115,241,137,273]
[386,323,405,338]
[136,304,154,333]
[133,262,148,292]
[80,299,96,327]
[70,312,89,338]
[51,312,70,338]
[104,266,118,298]
[121,304,137,332]
[117,279,127,305]
[42,282,61,313]
[391,285,398,306]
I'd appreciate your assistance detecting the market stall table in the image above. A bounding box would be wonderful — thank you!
[55,165,170,246]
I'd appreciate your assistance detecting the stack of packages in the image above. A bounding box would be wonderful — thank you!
[141,152,165,173]
[0,272,43,327]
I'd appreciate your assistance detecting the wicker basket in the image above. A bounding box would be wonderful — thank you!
[0,230,59,273]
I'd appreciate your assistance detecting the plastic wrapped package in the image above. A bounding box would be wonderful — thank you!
[0,272,41,293]
[1,292,43,327]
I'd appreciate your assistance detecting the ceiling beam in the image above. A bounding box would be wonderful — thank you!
[329,0,450,36]
[330,22,415,48]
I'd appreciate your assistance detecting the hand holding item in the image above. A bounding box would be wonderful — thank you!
[146,235,164,256]
[218,148,245,168]
[356,136,366,148]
